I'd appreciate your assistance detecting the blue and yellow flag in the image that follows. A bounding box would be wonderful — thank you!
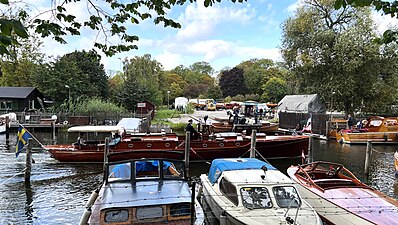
[16,125,32,158]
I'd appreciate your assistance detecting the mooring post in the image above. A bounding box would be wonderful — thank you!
[364,140,372,175]
[25,138,33,183]
[5,116,10,143]
[51,121,56,141]
[103,137,109,180]
[308,135,313,163]
[185,131,191,178]
[325,121,330,141]
[250,129,257,158]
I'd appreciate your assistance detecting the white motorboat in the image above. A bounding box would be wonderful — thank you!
[199,158,322,225]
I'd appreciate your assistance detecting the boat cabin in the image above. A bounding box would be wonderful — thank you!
[208,158,302,209]
[88,158,200,224]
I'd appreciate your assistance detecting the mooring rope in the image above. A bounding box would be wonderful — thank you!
[0,168,27,186]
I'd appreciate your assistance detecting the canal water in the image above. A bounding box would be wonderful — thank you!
[0,132,397,224]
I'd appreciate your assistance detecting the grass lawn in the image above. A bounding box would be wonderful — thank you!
[152,109,187,131]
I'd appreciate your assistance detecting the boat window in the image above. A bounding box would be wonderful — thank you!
[170,203,191,217]
[135,160,160,178]
[369,120,382,127]
[136,206,163,220]
[163,160,184,179]
[272,186,301,208]
[104,209,129,222]
[240,187,272,209]
[109,163,131,179]
[219,178,239,206]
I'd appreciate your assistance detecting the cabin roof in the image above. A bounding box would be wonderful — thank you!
[67,125,124,133]
[208,158,276,185]
[0,87,36,98]
[100,180,191,210]
[222,169,292,185]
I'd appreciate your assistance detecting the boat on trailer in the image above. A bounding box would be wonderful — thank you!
[80,152,204,225]
[199,158,322,225]
[287,161,398,225]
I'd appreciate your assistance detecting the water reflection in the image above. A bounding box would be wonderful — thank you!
[0,132,397,224]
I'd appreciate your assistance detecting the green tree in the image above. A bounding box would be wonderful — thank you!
[281,0,398,114]
[261,77,287,103]
[32,50,108,106]
[123,54,163,106]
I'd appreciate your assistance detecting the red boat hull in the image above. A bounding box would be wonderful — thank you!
[45,135,309,163]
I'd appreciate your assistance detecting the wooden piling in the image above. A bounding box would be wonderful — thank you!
[308,135,313,163]
[325,121,330,141]
[103,137,109,180]
[185,131,191,178]
[5,116,9,143]
[25,138,33,183]
[51,121,56,141]
[250,130,257,158]
[364,140,372,175]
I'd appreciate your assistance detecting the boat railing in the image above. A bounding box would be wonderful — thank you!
[283,197,300,225]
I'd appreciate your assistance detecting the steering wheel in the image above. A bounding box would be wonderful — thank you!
[326,169,335,177]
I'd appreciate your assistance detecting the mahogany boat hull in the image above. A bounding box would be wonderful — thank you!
[45,135,309,163]
[287,163,398,225]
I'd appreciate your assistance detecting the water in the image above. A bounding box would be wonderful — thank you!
[0,132,397,224]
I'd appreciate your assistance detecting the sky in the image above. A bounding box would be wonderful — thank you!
[10,0,398,74]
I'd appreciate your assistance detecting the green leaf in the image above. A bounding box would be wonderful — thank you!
[0,0,9,4]
[0,19,13,36]
[334,0,343,9]
[0,45,9,55]
[11,20,29,38]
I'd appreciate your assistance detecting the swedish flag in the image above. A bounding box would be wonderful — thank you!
[16,125,32,157]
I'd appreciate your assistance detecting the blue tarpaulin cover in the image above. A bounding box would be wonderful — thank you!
[208,158,276,184]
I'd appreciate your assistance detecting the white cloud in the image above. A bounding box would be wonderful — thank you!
[155,52,183,70]
[372,11,398,35]
[287,0,301,14]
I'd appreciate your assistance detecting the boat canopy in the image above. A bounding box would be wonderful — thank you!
[117,118,141,133]
[208,158,276,184]
[67,125,124,133]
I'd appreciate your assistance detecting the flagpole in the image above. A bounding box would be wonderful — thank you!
[18,123,45,148]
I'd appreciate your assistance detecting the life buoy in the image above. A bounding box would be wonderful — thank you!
[219,143,224,147]
[203,143,207,148]
[63,121,69,125]
[128,144,134,148]
[236,142,240,146]
[147,143,152,148]
[165,143,170,148]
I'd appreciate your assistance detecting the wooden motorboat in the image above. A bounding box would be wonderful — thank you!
[80,154,204,225]
[329,116,398,144]
[199,158,322,225]
[211,121,279,134]
[287,161,398,225]
[44,127,309,162]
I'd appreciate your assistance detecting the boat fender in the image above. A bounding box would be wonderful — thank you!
[338,138,344,144]
[85,189,99,208]
[79,207,92,225]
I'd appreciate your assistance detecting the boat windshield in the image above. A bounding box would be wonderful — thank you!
[272,186,301,208]
[108,159,184,180]
[240,187,273,209]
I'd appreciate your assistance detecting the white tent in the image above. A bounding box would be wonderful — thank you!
[175,97,188,109]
